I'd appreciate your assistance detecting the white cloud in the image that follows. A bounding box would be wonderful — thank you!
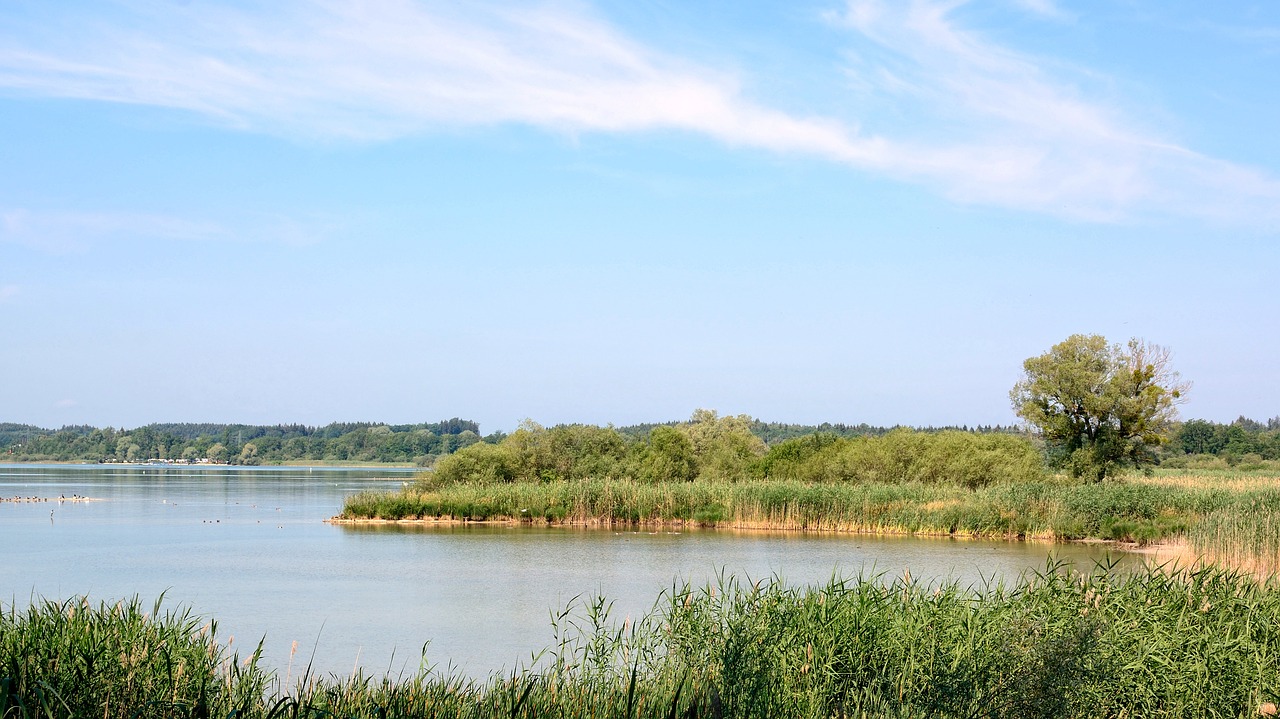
[0,0,859,153]
[1009,0,1069,20]
[0,285,18,302]
[0,0,1277,228]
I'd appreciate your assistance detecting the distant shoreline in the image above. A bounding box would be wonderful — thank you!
[0,459,418,469]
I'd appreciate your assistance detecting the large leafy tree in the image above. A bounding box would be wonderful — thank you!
[1011,334,1188,481]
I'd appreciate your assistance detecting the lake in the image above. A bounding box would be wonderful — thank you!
[1,464,1136,678]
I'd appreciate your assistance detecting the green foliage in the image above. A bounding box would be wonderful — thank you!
[431,412,1040,490]
[759,430,1044,488]
[433,422,631,485]
[681,409,767,482]
[1012,335,1188,481]
[756,432,843,479]
[636,425,697,483]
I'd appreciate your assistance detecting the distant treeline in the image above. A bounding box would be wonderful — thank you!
[2,413,1275,467]
[0,420,487,465]
[1169,416,1280,462]
[0,415,1024,467]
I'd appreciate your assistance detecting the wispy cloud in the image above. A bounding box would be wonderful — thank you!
[1008,0,1069,21]
[0,285,18,302]
[0,0,861,156]
[830,0,1280,224]
[0,208,328,252]
[0,0,1276,227]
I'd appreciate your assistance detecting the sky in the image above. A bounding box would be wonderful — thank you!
[1,0,1278,433]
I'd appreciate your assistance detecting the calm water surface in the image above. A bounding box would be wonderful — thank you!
[1,464,1135,677]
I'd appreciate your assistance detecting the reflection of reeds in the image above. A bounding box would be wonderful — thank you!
[6,563,1280,717]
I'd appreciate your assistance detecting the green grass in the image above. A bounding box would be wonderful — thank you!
[7,562,1280,718]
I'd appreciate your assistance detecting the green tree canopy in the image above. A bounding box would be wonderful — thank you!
[1011,334,1188,481]
[639,425,697,483]
[682,409,767,482]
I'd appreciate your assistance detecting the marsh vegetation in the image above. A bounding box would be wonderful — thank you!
[6,561,1280,718]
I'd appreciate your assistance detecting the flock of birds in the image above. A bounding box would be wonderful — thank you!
[1,494,91,503]
[8,494,288,529]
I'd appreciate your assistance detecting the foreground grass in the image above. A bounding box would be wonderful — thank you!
[6,563,1280,718]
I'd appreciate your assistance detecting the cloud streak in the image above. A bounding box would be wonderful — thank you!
[831,0,1280,223]
[0,0,1277,227]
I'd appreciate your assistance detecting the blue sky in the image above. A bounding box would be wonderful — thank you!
[1,0,1277,432]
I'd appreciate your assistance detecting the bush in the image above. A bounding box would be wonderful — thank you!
[760,430,1043,488]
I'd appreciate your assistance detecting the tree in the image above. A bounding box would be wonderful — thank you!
[207,443,230,464]
[1175,419,1222,455]
[238,442,260,466]
[639,426,697,483]
[682,409,767,482]
[1010,334,1188,481]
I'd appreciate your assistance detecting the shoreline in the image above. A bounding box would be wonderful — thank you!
[324,514,1185,555]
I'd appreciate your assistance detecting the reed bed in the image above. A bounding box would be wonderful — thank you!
[339,477,1234,544]
[1141,468,1280,491]
[1185,491,1280,576]
[6,563,1280,718]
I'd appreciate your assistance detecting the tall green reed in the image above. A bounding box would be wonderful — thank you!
[0,595,271,719]
[7,562,1280,718]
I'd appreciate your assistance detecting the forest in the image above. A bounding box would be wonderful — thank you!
[1,413,1276,467]
[0,419,489,465]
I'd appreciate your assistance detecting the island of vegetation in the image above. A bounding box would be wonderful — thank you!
[337,335,1280,577]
